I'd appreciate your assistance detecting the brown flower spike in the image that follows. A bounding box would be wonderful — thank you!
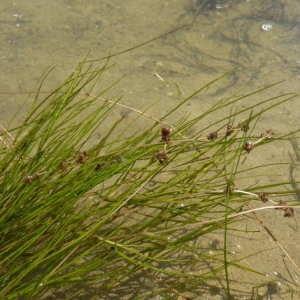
[161,127,171,144]
[207,132,218,141]
[157,150,168,164]
[275,200,294,218]
[244,142,254,153]
[77,150,89,164]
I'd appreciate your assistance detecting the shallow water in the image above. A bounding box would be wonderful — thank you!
[1,0,300,299]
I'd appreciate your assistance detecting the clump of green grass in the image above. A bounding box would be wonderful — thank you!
[0,60,299,299]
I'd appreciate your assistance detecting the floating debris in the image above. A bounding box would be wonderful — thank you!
[262,23,273,31]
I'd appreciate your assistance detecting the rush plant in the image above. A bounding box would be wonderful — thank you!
[0,60,299,300]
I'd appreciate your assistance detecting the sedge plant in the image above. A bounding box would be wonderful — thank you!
[0,59,299,300]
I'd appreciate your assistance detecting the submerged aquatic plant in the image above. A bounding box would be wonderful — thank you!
[0,60,299,300]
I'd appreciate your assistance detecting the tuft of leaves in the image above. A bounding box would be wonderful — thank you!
[0,60,299,299]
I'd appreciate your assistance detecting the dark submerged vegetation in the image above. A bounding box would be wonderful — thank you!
[0,59,299,299]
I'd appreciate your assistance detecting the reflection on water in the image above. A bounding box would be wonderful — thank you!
[136,0,300,94]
